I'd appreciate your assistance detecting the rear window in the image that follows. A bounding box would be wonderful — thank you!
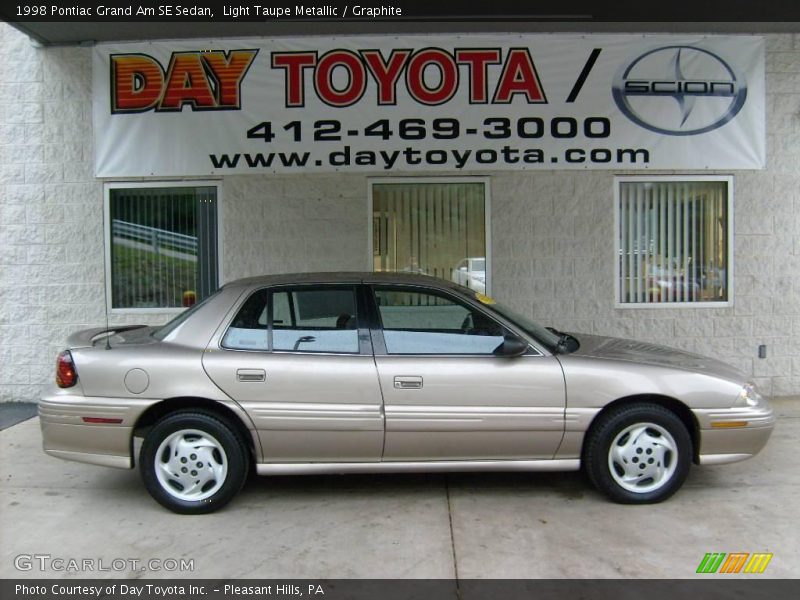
[151,289,224,341]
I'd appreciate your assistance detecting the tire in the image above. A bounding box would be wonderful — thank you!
[140,411,249,514]
[583,403,691,504]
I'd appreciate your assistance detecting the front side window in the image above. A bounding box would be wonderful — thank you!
[108,184,218,310]
[374,288,506,355]
[616,178,731,306]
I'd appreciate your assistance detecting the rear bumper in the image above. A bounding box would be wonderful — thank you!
[39,387,156,469]
[693,403,775,465]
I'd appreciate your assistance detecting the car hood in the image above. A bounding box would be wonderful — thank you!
[568,333,745,383]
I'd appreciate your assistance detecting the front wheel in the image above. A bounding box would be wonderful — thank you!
[583,403,691,504]
[140,411,249,514]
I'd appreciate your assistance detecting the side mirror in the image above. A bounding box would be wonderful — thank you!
[561,334,580,353]
[493,334,529,357]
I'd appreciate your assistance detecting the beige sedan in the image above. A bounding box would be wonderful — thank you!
[39,272,774,513]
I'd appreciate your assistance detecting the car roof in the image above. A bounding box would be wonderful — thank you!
[224,271,471,291]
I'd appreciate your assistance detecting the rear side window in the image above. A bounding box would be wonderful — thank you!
[272,288,358,353]
[222,289,268,350]
[222,287,360,354]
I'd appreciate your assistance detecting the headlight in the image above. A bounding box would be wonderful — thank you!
[735,382,763,408]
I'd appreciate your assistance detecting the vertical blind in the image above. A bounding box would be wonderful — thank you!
[372,182,486,283]
[109,186,218,309]
[618,180,729,304]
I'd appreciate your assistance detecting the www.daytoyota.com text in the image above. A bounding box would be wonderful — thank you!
[208,116,649,170]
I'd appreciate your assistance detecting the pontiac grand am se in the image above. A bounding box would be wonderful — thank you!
[39,272,774,514]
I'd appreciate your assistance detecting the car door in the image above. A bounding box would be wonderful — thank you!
[369,284,566,461]
[202,284,384,462]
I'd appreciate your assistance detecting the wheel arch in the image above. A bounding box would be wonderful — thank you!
[132,397,257,464]
[583,394,700,464]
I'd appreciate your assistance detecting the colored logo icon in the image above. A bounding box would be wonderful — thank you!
[696,552,773,574]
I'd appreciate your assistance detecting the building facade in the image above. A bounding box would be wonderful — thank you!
[1,23,799,402]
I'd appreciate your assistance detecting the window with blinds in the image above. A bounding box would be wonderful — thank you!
[616,178,731,306]
[107,185,218,310]
[370,180,488,294]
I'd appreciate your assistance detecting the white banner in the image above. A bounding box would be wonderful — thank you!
[93,34,765,176]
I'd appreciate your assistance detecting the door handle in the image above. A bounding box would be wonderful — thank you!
[237,369,266,382]
[394,376,423,389]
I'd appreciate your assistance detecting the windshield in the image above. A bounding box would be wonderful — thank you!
[489,301,563,350]
[151,289,223,341]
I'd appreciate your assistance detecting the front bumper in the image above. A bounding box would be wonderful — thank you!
[39,387,156,469]
[692,403,775,465]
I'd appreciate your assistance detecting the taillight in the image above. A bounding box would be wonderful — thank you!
[55,350,77,388]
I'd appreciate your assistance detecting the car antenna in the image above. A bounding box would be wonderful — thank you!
[102,206,111,350]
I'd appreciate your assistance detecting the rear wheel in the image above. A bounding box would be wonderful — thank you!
[584,403,691,504]
[140,411,249,514]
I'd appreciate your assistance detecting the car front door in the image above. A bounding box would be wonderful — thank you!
[369,284,566,461]
[202,284,383,463]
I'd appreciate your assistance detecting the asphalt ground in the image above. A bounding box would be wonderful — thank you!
[0,403,37,431]
[0,399,797,579]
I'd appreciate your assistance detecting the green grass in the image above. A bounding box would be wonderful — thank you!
[111,244,197,308]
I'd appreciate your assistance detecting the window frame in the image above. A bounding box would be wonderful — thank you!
[367,177,492,295]
[220,284,371,356]
[103,180,223,315]
[613,175,734,309]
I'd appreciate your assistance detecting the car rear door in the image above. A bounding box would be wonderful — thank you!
[368,284,566,461]
[202,284,384,463]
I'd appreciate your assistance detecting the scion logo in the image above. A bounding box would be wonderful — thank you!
[612,45,747,136]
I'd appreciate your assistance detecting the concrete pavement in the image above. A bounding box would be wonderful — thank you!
[1,399,798,579]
